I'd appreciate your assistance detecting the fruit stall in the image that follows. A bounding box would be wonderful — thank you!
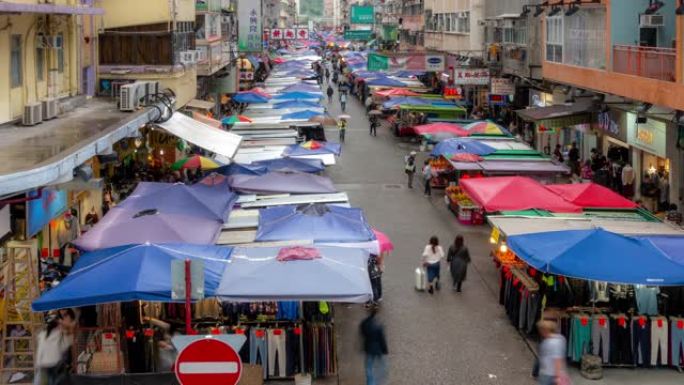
[445,185,484,225]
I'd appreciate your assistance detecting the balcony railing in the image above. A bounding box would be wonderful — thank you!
[613,44,676,82]
[400,15,423,32]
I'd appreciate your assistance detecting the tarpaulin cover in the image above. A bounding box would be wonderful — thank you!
[507,229,684,285]
[382,97,431,109]
[281,110,324,120]
[460,176,582,213]
[32,244,233,311]
[216,246,372,303]
[273,100,322,109]
[73,207,224,250]
[430,138,496,157]
[273,92,322,100]
[233,93,270,104]
[115,181,236,221]
[375,88,420,97]
[156,113,242,160]
[545,183,638,209]
[256,204,375,242]
[281,83,322,93]
[215,163,268,176]
[284,141,341,156]
[227,172,337,194]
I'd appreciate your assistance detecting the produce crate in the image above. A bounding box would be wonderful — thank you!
[457,205,484,225]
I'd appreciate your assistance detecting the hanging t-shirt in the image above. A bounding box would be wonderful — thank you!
[635,285,659,315]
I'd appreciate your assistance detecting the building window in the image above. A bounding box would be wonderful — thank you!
[457,12,470,33]
[10,35,22,88]
[503,20,527,45]
[546,15,563,63]
[564,8,605,69]
[57,33,64,73]
[36,44,45,82]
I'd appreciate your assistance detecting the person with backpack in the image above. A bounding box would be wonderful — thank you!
[327,85,334,103]
[404,151,416,188]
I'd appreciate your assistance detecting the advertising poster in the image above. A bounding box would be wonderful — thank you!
[238,0,262,52]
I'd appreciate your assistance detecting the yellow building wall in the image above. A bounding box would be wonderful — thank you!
[99,67,198,109]
[7,0,80,5]
[0,12,84,124]
[100,0,195,29]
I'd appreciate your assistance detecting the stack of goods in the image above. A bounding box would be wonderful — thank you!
[429,157,452,188]
[445,185,483,225]
[499,266,540,334]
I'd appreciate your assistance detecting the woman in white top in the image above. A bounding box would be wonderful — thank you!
[422,236,445,294]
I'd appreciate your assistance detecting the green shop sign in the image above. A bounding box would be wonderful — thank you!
[344,30,373,41]
[350,5,374,24]
[381,25,398,41]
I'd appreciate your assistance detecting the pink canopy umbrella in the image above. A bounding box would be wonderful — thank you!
[372,229,394,253]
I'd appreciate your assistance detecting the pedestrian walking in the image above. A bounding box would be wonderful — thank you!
[422,159,433,197]
[338,119,347,142]
[421,236,444,294]
[367,253,383,306]
[369,116,378,136]
[446,235,470,292]
[340,92,347,112]
[325,68,330,82]
[536,320,569,385]
[327,85,334,103]
[404,151,416,188]
[35,309,76,385]
[360,308,388,385]
[365,95,374,112]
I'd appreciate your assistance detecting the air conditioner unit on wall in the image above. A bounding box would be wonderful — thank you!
[640,14,665,27]
[42,98,58,120]
[119,83,139,112]
[22,103,43,126]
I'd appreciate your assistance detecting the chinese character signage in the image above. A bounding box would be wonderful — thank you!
[238,0,262,52]
[284,29,295,40]
[367,53,446,72]
[296,28,309,40]
[271,29,283,40]
[490,77,515,95]
[345,30,373,41]
[626,112,667,157]
[453,69,490,85]
[351,5,374,24]
[443,86,462,100]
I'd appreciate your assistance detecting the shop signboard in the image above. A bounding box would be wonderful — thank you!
[381,24,398,41]
[26,188,67,238]
[283,28,296,40]
[344,29,373,41]
[237,0,261,52]
[368,53,446,72]
[488,94,508,106]
[296,28,309,40]
[350,5,374,24]
[425,55,445,72]
[626,112,667,158]
[452,69,490,85]
[443,86,462,100]
[596,111,621,138]
[174,337,242,385]
[490,77,515,95]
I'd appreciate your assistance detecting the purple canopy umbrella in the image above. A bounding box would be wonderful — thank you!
[227,171,337,194]
[118,181,236,221]
[73,207,223,251]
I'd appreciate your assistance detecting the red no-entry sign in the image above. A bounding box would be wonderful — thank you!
[175,337,242,385]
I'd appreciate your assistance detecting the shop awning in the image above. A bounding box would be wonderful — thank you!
[488,216,684,237]
[515,101,595,128]
[216,246,372,303]
[156,113,242,160]
[507,229,684,285]
[478,160,570,174]
[32,244,233,311]
[227,171,337,195]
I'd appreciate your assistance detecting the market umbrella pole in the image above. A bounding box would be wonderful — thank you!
[185,259,192,335]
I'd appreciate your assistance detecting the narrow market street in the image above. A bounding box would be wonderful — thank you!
[320,86,684,385]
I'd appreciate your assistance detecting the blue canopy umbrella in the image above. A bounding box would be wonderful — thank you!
[256,204,375,243]
[233,93,270,104]
[281,109,325,120]
[507,229,684,285]
[430,138,497,158]
[214,163,268,176]
[365,77,407,87]
[274,91,323,100]
[253,157,325,173]
[273,100,322,109]
[32,244,233,311]
[382,97,431,109]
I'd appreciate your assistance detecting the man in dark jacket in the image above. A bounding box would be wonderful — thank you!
[360,309,388,385]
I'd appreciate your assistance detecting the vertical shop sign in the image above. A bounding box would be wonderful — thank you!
[26,188,67,238]
[237,0,262,52]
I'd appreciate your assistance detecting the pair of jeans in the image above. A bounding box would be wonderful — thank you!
[425,263,440,285]
[568,315,591,362]
[632,317,651,366]
[591,315,610,363]
[671,317,684,367]
[610,317,633,364]
[537,375,556,385]
[650,317,668,366]
[365,354,387,385]
[407,172,414,188]
[267,329,287,377]
[250,328,268,378]
[424,179,432,196]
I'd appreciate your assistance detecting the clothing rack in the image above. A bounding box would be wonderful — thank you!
[510,267,539,291]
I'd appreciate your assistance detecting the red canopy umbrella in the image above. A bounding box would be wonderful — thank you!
[375,88,420,97]
[460,176,582,213]
[545,183,638,209]
[414,123,469,137]
[450,153,483,162]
